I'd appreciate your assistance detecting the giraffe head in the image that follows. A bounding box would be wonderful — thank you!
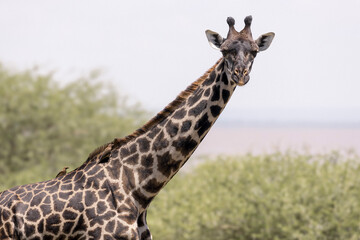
[206,16,275,86]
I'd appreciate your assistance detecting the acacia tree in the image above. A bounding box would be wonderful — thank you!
[0,65,148,190]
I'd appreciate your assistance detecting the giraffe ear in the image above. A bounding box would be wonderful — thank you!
[205,30,224,50]
[255,32,275,51]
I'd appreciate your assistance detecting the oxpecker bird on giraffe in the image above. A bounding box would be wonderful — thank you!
[0,16,274,240]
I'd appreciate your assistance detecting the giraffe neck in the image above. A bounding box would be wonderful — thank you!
[105,58,236,211]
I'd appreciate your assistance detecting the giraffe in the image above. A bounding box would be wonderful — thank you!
[0,16,274,240]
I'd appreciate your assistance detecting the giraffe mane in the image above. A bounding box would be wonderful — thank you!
[86,58,223,163]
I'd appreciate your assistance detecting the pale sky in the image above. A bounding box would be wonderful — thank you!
[0,0,359,125]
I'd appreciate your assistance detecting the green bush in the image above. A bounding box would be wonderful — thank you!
[148,152,360,240]
[0,65,148,190]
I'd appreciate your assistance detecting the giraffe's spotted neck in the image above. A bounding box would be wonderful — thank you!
[100,58,237,211]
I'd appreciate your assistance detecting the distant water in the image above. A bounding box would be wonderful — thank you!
[194,125,360,156]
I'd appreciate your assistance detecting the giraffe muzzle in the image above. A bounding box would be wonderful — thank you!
[238,75,250,86]
[232,69,250,86]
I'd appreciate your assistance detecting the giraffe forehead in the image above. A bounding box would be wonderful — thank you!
[221,37,258,53]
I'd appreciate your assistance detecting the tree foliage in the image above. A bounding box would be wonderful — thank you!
[0,65,148,190]
[148,152,360,240]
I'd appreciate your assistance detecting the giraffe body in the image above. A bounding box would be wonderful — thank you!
[0,16,274,239]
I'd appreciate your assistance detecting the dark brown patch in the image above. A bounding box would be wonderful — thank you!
[26,208,41,222]
[122,210,137,225]
[195,114,212,137]
[141,230,151,239]
[137,137,150,153]
[0,229,6,239]
[63,210,78,221]
[85,175,102,190]
[14,187,25,195]
[216,60,224,71]
[221,72,229,85]
[108,160,122,179]
[111,149,119,158]
[132,189,153,209]
[4,222,12,237]
[45,181,60,194]
[61,183,73,191]
[52,194,66,212]
[67,192,84,212]
[152,131,169,151]
[137,167,153,183]
[30,192,46,207]
[40,204,52,217]
[173,108,187,119]
[172,136,198,157]
[85,191,98,207]
[203,70,216,86]
[181,120,192,133]
[43,235,54,240]
[124,153,139,165]
[210,105,222,118]
[85,208,97,224]
[46,214,61,235]
[211,85,220,101]
[222,89,230,104]
[23,192,33,202]
[188,100,207,116]
[2,209,10,221]
[204,88,211,97]
[114,220,129,236]
[25,223,35,237]
[63,221,75,234]
[62,171,76,182]
[157,152,181,177]
[140,154,154,168]
[120,144,137,158]
[165,120,179,137]
[38,219,44,233]
[74,171,84,182]
[147,126,161,138]
[89,227,102,239]
[143,178,164,194]
[105,220,115,233]
[122,166,136,193]
[188,88,204,106]
[96,201,107,215]
[215,73,221,82]
[72,214,86,234]
[73,176,86,191]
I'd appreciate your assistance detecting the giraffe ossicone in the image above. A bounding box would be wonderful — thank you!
[0,16,274,240]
